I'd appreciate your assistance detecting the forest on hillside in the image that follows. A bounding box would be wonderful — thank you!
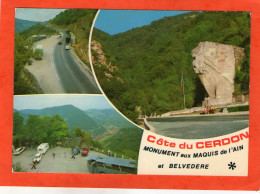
[50,9,97,69]
[50,9,96,26]
[13,111,105,151]
[15,18,42,33]
[20,23,58,38]
[100,127,143,159]
[13,111,142,159]
[14,33,43,94]
[91,11,250,121]
[13,112,71,147]
[14,9,96,95]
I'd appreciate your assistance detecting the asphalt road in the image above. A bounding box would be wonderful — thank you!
[53,31,101,94]
[148,114,249,139]
[27,36,65,93]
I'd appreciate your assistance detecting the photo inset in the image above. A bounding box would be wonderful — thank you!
[12,95,143,174]
[14,8,100,94]
[91,10,250,139]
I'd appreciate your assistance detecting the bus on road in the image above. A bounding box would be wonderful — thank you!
[87,154,137,174]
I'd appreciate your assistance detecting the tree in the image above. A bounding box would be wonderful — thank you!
[48,115,70,144]
[14,33,43,94]
[13,113,70,147]
[92,11,250,122]
[13,111,24,136]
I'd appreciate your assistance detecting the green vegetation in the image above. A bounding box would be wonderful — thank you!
[18,105,105,135]
[15,18,42,33]
[100,127,143,159]
[21,23,57,38]
[227,105,249,112]
[14,33,43,94]
[14,109,143,159]
[13,111,70,147]
[72,127,103,149]
[50,9,95,26]
[14,110,103,153]
[50,9,97,68]
[92,11,250,121]
[12,162,27,172]
[34,49,43,60]
[14,10,96,95]
[13,110,104,149]
[85,108,134,129]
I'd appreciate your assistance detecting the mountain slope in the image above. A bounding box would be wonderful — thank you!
[15,105,143,159]
[17,105,105,135]
[50,9,97,69]
[100,127,143,159]
[15,18,43,33]
[20,23,57,38]
[84,108,133,129]
[91,11,250,121]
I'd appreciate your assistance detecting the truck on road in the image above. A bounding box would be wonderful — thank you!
[65,34,71,43]
[34,45,43,60]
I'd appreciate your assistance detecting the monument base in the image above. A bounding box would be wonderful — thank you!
[202,97,233,107]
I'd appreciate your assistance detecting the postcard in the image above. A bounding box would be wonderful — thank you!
[0,0,259,191]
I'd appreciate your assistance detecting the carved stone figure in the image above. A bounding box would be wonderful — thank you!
[192,41,244,106]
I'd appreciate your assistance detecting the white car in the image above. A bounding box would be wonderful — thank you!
[33,153,42,163]
[65,45,70,50]
[13,147,26,155]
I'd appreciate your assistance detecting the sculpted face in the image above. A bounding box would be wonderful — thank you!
[192,56,207,74]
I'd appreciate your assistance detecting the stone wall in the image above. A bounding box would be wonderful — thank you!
[143,118,156,133]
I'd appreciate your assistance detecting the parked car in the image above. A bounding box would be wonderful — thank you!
[81,148,89,156]
[72,147,80,155]
[65,45,70,50]
[33,153,42,163]
[13,147,26,155]
[58,41,62,45]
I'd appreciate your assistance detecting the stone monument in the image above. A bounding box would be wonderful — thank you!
[192,41,244,106]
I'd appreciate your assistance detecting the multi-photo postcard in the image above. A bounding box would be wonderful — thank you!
[0,0,259,190]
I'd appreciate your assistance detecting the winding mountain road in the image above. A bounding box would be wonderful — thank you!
[26,32,100,94]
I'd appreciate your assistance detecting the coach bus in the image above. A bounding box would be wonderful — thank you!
[87,154,137,174]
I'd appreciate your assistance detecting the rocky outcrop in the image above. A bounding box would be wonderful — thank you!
[91,40,107,66]
[192,41,244,106]
[91,40,122,82]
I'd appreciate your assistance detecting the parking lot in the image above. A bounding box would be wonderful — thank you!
[12,147,93,173]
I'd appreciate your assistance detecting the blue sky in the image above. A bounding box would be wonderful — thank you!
[14,95,113,110]
[15,8,191,35]
[94,10,190,35]
[15,9,190,34]
[15,8,65,22]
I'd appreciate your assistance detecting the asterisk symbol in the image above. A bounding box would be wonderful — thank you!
[228,162,236,170]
